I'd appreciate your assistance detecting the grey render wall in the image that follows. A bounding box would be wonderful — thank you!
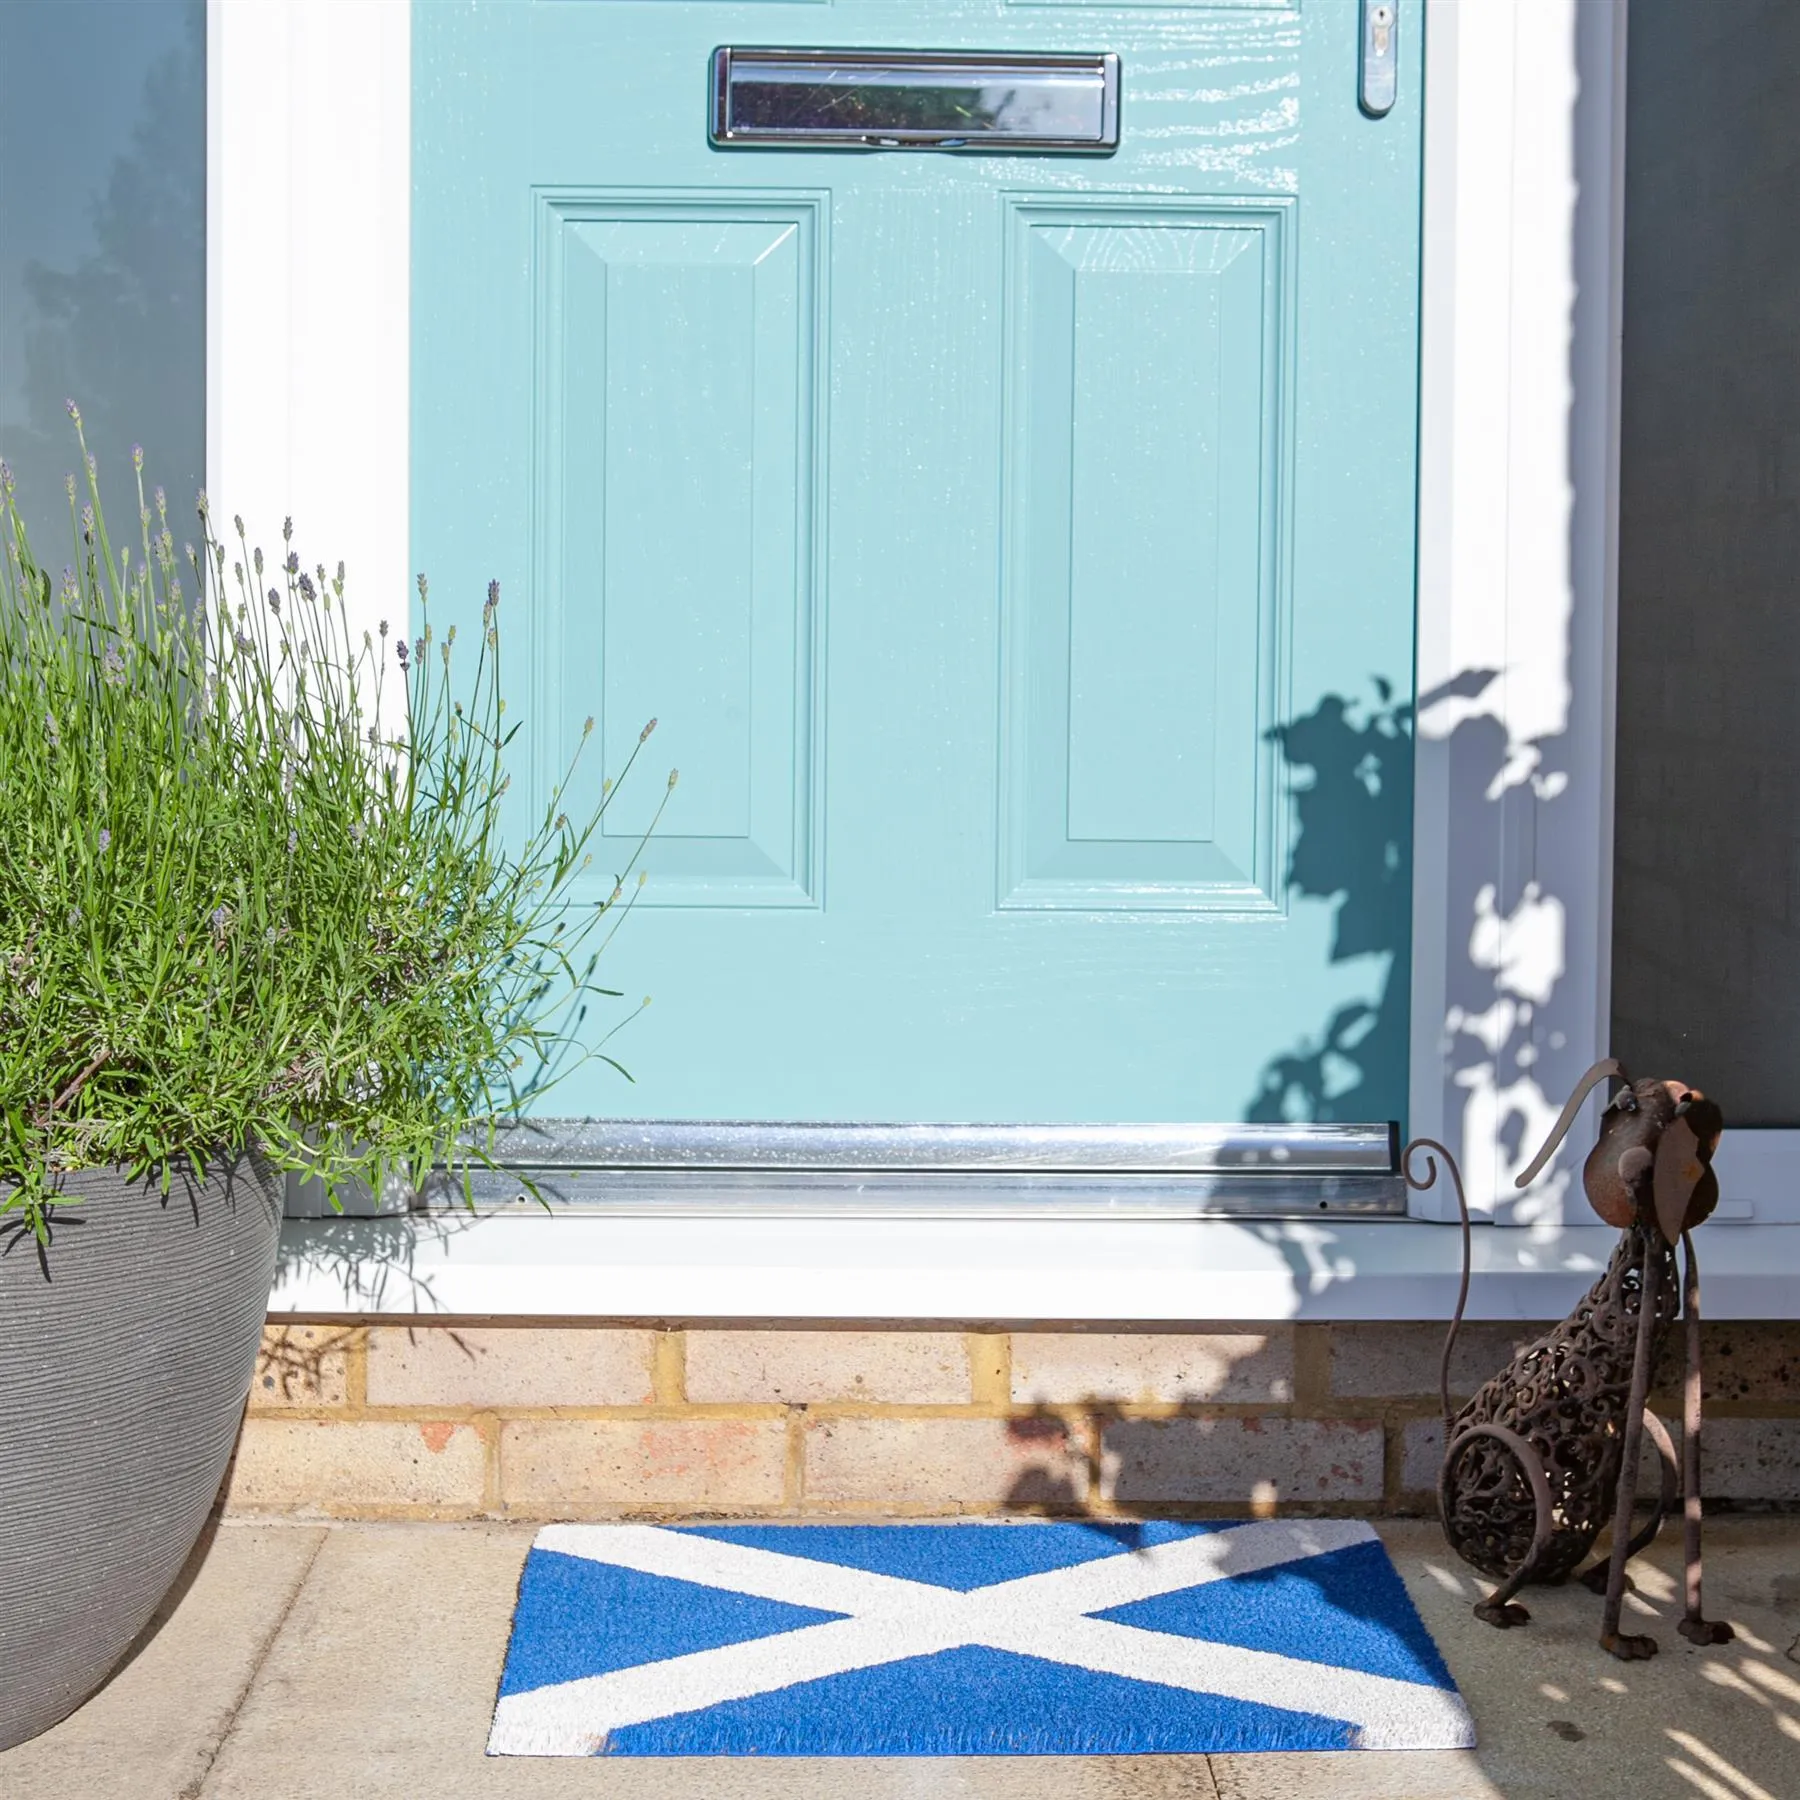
[0,1,205,551]
[1613,0,1800,1122]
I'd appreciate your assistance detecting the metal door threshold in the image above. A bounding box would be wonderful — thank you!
[421,1120,1405,1218]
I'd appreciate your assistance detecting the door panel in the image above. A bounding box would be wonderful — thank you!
[414,0,1423,1127]
[543,196,824,905]
[1001,198,1288,911]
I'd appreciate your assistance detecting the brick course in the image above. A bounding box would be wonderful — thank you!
[366,1325,658,1409]
[1011,1330,1293,1405]
[804,1414,1091,1510]
[229,1318,1800,1520]
[253,1324,354,1409]
[226,1417,487,1515]
[499,1417,789,1513]
[685,1329,970,1405]
[1103,1417,1384,1505]
[1330,1322,1542,1401]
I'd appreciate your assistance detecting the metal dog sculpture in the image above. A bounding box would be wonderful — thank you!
[1405,1058,1733,1661]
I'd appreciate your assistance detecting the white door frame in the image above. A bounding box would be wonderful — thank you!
[1406,0,1628,1222]
[209,0,1645,1227]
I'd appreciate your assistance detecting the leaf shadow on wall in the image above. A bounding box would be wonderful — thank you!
[1244,679,1421,1129]
[1244,667,1585,1241]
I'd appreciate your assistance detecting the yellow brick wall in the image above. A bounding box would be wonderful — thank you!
[226,1319,1800,1520]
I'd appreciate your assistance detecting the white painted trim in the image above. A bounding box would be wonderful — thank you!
[207,0,410,730]
[269,1214,1800,1322]
[1408,0,1629,1224]
[1710,1132,1800,1228]
[208,1,1693,1294]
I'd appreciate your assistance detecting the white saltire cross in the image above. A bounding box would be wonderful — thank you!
[488,1518,1473,1755]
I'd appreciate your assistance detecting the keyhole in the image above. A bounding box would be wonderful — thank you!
[1371,5,1395,56]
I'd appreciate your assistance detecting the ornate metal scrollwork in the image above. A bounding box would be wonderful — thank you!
[1441,1225,1679,1585]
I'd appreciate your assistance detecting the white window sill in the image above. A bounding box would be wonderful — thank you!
[270,1214,1800,1321]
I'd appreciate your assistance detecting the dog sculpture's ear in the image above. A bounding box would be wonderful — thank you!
[1653,1113,1704,1246]
[1515,1057,1627,1189]
[1654,1092,1724,1240]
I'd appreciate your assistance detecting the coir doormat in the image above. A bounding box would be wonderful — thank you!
[487,1519,1474,1756]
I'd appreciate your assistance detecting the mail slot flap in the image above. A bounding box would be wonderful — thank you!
[711,47,1120,152]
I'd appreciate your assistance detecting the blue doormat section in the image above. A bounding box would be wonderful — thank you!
[487,1519,1474,1758]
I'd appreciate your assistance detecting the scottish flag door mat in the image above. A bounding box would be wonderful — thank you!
[487,1519,1474,1757]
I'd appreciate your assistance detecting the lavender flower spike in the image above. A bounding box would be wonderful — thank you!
[96,828,111,853]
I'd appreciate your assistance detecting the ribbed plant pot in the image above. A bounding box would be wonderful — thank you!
[0,1149,283,1751]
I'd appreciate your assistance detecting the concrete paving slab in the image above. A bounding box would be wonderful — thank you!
[10,1513,1800,1798]
[0,1518,326,1800]
[1212,1517,1800,1800]
[1212,1751,1502,1800]
[193,1521,1220,1800]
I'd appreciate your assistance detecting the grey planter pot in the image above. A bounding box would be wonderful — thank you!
[0,1149,283,1751]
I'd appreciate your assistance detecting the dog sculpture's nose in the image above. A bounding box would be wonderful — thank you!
[1683,1094,1725,1151]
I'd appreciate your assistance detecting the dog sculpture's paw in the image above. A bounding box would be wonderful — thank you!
[1600,1631,1659,1661]
[1474,1600,1531,1629]
[1677,1617,1735,1646]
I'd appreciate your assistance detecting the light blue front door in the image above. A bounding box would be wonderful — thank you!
[414,0,1422,1127]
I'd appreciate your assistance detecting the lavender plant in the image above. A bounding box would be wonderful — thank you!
[0,415,672,1243]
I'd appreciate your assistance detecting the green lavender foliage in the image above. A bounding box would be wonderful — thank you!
[0,416,673,1243]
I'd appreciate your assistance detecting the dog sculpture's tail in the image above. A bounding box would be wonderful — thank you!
[1399,1137,1472,1432]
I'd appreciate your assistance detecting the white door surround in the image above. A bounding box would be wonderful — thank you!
[212,0,1702,1236]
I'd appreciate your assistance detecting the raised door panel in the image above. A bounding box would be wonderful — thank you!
[537,194,824,908]
[999,198,1290,911]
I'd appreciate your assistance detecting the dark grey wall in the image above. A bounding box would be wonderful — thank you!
[0,1,205,555]
[1612,0,1800,1123]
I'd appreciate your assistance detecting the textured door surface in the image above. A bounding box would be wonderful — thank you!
[414,0,1423,1125]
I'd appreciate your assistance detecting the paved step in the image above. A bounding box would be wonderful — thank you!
[6,1517,1798,1797]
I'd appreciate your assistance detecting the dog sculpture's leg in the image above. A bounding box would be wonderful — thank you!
[1441,1423,1555,1628]
[1580,1407,1678,1594]
[1600,1232,1662,1660]
[1676,1232,1734,1647]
